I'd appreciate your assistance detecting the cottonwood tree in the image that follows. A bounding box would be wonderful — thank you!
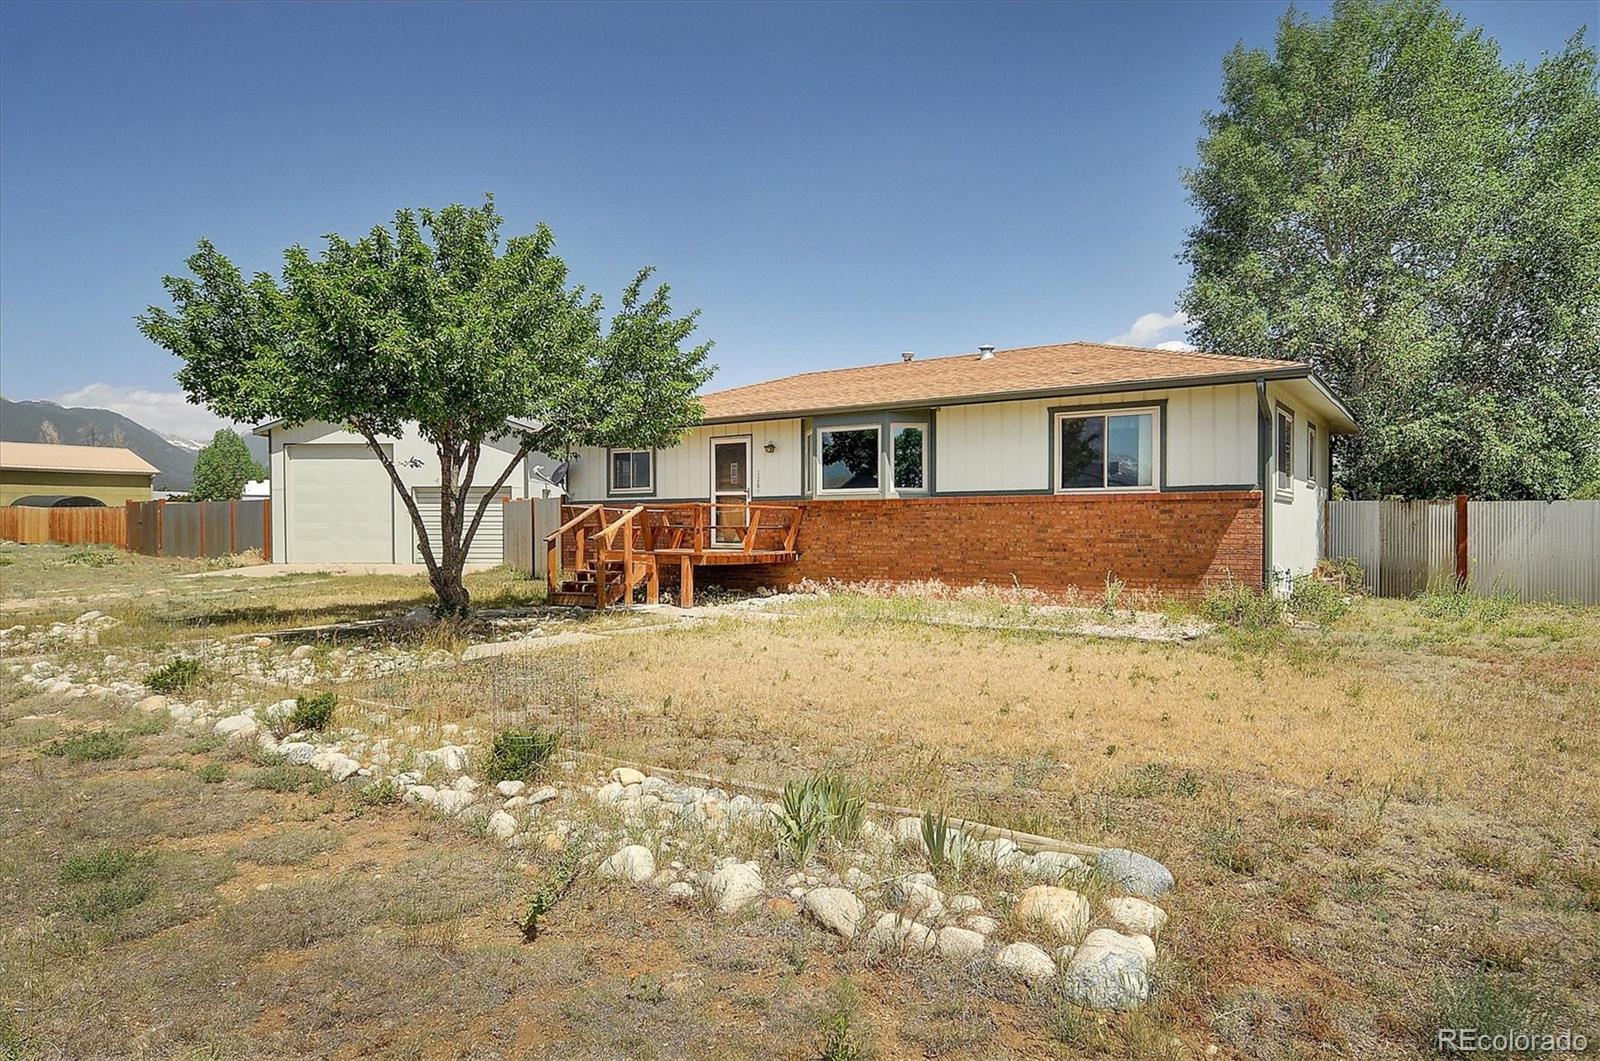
[139,198,712,614]
[190,428,267,501]
[1181,0,1600,498]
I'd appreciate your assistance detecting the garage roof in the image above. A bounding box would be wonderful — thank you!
[0,441,159,476]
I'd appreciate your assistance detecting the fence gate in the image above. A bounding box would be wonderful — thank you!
[502,497,562,578]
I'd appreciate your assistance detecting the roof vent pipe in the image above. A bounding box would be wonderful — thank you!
[901,350,915,362]
[978,344,996,360]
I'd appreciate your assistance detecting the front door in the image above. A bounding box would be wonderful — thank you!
[711,438,751,547]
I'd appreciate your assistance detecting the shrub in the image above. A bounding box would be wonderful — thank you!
[484,728,561,784]
[72,877,156,922]
[1423,972,1556,1056]
[60,846,147,884]
[62,547,119,568]
[195,763,227,784]
[46,731,130,763]
[1288,576,1349,627]
[1313,556,1365,593]
[522,842,586,941]
[287,692,337,733]
[356,777,401,806]
[1098,573,1126,616]
[1201,580,1287,629]
[249,764,328,794]
[146,657,204,694]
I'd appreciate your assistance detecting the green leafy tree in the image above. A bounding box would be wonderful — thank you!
[189,428,266,501]
[1181,0,1600,499]
[139,197,713,613]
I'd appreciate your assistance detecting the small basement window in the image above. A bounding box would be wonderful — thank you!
[892,423,926,491]
[819,426,880,492]
[609,449,653,494]
[1054,408,1157,491]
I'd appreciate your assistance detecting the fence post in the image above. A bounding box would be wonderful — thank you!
[155,500,165,557]
[263,499,272,562]
[1455,494,1468,587]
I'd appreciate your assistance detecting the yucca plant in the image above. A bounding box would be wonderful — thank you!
[921,809,967,875]
[776,779,832,867]
[814,773,866,843]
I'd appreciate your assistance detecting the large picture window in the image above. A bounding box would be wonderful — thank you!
[1054,409,1156,491]
[609,449,653,494]
[819,426,879,492]
[892,424,926,491]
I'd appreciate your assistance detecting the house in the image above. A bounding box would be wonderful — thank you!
[252,420,554,565]
[561,341,1357,599]
[0,441,159,507]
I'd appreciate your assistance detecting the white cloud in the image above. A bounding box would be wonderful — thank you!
[49,383,247,441]
[1107,311,1196,351]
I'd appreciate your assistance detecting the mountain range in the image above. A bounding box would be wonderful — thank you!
[0,397,267,491]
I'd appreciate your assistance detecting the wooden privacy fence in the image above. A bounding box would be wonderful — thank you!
[1326,498,1599,603]
[502,496,563,578]
[0,506,127,547]
[125,499,271,560]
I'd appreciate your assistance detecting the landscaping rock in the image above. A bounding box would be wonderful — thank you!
[1014,885,1090,938]
[964,915,1001,936]
[935,926,987,961]
[1023,850,1086,880]
[416,745,469,775]
[1095,849,1174,898]
[1104,896,1168,937]
[213,714,259,741]
[994,942,1057,986]
[893,816,925,849]
[1062,929,1153,1010]
[430,789,476,816]
[708,861,763,914]
[496,780,526,798]
[863,912,937,955]
[947,894,983,916]
[610,766,647,786]
[135,694,168,714]
[402,784,438,806]
[894,879,945,919]
[290,644,316,659]
[801,887,867,939]
[665,881,695,903]
[526,785,559,805]
[598,844,657,884]
[487,810,517,840]
[280,742,316,765]
[970,837,1019,866]
[595,781,624,804]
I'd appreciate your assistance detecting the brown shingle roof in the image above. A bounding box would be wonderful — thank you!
[0,441,160,476]
[698,341,1309,421]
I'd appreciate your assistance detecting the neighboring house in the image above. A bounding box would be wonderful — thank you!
[0,441,159,507]
[252,420,551,564]
[243,479,270,498]
[565,341,1358,595]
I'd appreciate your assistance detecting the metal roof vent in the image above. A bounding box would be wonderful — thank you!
[978,344,996,360]
[901,350,915,362]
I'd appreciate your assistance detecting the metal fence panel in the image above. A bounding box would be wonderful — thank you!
[1469,501,1600,604]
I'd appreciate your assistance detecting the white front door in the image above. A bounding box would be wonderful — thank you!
[710,438,751,547]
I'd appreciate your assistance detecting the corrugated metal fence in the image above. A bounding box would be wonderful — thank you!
[125,499,270,560]
[502,497,562,577]
[1327,499,1599,603]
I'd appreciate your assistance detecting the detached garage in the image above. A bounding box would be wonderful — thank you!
[257,420,535,566]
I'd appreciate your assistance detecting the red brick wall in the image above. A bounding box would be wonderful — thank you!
[700,491,1262,598]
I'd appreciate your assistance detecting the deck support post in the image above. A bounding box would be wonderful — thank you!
[646,560,660,605]
[679,557,694,608]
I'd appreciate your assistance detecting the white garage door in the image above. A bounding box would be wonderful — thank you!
[284,444,395,563]
[412,487,507,564]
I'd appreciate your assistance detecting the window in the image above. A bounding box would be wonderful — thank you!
[1306,422,1317,484]
[609,449,652,494]
[1054,409,1156,491]
[892,424,926,491]
[1275,407,1293,492]
[819,426,879,492]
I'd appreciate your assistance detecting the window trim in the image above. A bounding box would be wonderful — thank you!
[607,447,655,496]
[1275,403,1295,498]
[1305,421,1317,485]
[816,423,882,495]
[1050,405,1161,494]
[889,421,928,494]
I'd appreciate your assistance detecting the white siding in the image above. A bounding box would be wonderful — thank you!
[569,419,804,501]
[933,384,1257,493]
[1266,381,1329,585]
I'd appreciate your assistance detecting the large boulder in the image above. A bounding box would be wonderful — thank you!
[801,887,867,939]
[1104,896,1168,937]
[1014,885,1090,938]
[1062,928,1154,1010]
[994,941,1057,986]
[598,845,657,884]
[708,861,763,914]
[1094,849,1174,898]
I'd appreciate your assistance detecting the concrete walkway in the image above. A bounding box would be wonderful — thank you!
[185,562,499,579]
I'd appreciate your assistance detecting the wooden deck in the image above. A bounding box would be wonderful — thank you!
[546,502,802,608]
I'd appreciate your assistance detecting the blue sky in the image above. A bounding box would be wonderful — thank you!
[1,0,1592,438]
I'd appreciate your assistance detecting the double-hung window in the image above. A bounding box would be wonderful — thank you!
[818,426,880,492]
[891,423,926,492]
[1275,406,1294,493]
[1054,408,1157,491]
[609,449,653,494]
[1306,422,1317,485]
